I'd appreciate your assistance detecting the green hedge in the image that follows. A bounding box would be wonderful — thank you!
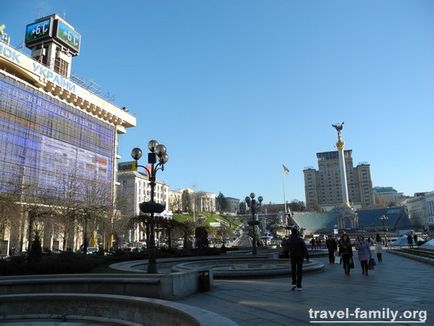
[0,247,228,276]
[0,253,97,276]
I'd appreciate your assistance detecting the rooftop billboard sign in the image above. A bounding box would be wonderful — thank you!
[25,15,81,56]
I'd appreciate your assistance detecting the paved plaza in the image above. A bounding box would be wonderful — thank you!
[178,252,433,325]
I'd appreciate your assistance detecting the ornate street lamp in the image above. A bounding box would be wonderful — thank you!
[131,139,169,274]
[245,193,263,255]
[379,215,388,242]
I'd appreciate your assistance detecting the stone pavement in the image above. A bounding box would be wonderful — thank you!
[177,252,433,325]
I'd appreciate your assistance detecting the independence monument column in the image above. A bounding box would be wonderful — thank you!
[332,122,350,206]
[332,122,358,229]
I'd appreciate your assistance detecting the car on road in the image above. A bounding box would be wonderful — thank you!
[86,247,98,255]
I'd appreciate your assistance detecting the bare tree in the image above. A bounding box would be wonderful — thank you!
[76,178,112,253]
[182,190,191,213]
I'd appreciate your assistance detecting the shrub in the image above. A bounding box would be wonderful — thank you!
[0,252,97,276]
[195,227,209,249]
[27,232,42,264]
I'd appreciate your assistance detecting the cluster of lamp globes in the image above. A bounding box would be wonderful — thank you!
[245,193,263,226]
[131,140,169,214]
[131,139,169,166]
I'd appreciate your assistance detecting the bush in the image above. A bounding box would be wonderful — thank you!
[195,226,209,249]
[0,252,97,276]
[27,232,42,264]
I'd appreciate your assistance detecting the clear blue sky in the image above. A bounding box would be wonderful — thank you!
[3,0,433,204]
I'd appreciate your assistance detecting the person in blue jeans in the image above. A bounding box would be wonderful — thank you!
[288,228,309,291]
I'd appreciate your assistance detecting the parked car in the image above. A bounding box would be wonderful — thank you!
[86,247,98,255]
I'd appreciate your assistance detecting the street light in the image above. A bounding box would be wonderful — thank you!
[379,215,388,244]
[245,193,263,255]
[131,139,169,274]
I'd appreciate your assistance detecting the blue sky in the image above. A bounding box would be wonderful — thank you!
[3,0,433,204]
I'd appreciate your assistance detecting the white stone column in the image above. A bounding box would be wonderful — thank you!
[337,142,350,206]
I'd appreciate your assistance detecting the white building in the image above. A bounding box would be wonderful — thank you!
[195,192,216,213]
[169,188,216,214]
[168,189,183,213]
[404,192,434,227]
[117,170,170,244]
[373,187,405,205]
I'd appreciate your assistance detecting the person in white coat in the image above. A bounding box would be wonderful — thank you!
[374,234,383,262]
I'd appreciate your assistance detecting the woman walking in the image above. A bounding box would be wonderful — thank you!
[355,235,372,276]
[339,234,353,276]
[375,234,383,263]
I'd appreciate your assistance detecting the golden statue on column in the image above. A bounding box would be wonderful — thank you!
[332,122,358,230]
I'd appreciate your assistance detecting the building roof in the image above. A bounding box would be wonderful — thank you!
[292,206,411,233]
[0,41,136,131]
[316,150,352,160]
[292,211,337,232]
[373,187,398,193]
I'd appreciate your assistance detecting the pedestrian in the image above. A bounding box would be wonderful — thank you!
[375,234,383,263]
[310,237,316,251]
[338,233,353,276]
[413,234,418,246]
[317,238,322,249]
[355,235,372,276]
[281,237,289,258]
[326,235,338,264]
[407,234,414,248]
[288,227,309,291]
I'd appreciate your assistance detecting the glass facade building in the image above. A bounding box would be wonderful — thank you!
[0,73,115,203]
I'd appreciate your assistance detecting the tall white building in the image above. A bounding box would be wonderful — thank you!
[117,169,170,244]
[304,150,374,211]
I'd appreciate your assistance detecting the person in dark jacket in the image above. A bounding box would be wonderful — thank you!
[338,233,353,275]
[407,234,414,248]
[326,235,338,264]
[287,228,309,291]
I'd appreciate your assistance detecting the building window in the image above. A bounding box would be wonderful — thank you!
[54,57,69,77]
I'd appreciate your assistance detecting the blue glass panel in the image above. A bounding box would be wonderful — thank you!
[0,74,115,204]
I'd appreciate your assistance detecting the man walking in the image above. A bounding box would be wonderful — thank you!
[326,235,338,264]
[288,227,309,291]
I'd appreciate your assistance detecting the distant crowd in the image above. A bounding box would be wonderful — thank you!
[280,230,411,287]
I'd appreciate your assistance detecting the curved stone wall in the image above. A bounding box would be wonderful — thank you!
[0,271,203,300]
[0,293,238,326]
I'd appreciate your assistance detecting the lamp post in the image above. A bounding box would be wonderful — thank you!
[131,140,169,274]
[379,214,388,240]
[245,193,263,255]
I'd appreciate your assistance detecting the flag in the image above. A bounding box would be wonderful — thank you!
[282,164,289,175]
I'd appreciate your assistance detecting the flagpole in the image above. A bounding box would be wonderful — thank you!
[283,172,287,215]
[282,164,291,229]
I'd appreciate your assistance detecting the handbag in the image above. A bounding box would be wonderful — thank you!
[349,257,354,269]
